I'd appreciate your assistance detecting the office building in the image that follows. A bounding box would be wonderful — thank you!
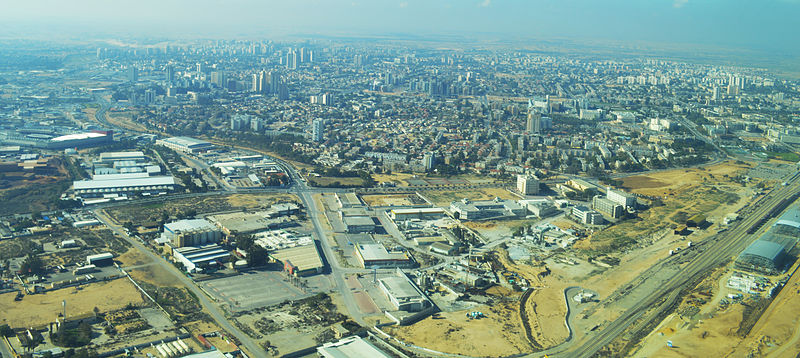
[127,66,138,82]
[592,196,623,219]
[517,174,539,195]
[423,152,437,172]
[606,187,636,208]
[165,65,174,83]
[572,205,604,225]
[449,198,526,220]
[354,243,414,269]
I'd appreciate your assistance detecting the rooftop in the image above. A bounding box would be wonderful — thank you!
[73,176,176,190]
[50,132,107,142]
[271,244,323,272]
[164,219,217,233]
[317,336,391,358]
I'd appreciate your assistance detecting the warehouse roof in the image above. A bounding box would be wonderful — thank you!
[73,176,175,190]
[317,336,391,358]
[740,240,785,262]
[51,132,107,142]
[164,219,217,233]
[271,244,323,272]
[159,136,213,148]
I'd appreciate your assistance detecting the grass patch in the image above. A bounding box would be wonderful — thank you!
[766,151,800,162]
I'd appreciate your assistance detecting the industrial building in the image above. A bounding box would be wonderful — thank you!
[270,243,324,276]
[48,131,113,149]
[335,193,364,208]
[343,216,376,233]
[317,336,392,358]
[735,206,800,275]
[607,187,636,208]
[379,271,432,312]
[449,198,526,220]
[172,245,231,273]
[208,212,273,235]
[155,136,214,153]
[388,208,445,221]
[86,253,114,266]
[98,151,146,163]
[592,196,624,219]
[517,174,540,195]
[72,175,176,197]
[354,243,415,269]
[572,205,604,225]
[162,219,222,247]
[519,199,559,218]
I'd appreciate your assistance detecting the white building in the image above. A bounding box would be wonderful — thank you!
[162,219,222,247]
[517,174,540,195]
[606,187,636,208]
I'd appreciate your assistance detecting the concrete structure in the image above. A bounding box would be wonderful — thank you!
[572,205,604,225]
[155,136,214,153]
[517,174,540,195]
[98,151,146,163]
[163,219,222,247]
[335,193,363,208]
[312,119,324,142]
[208,212,272,235]
[72,176,176,197]
[607,187,636,208]
[379,272,432,312]
[388,208,445,221]
[354,243,414,269]
[519,199,559,218]
[449,198,526,220]
[86,253,114,266]
[430,242,458,255]
[592,196,624,219]
[343,216,376,233]
[317,336,392,358]
[270,243,324,276]
[172,245,230,273]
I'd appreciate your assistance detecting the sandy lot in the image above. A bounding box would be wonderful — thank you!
[128,263,182,287]
[423,187,517,207]
[622,161,751,197]
[360,194,416,207]
[0,278,144,328]
[387,303,532,357]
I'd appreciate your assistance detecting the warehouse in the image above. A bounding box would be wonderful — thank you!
[270,243,324,276]
[335,193,363,208]
[172,245,230,273]
[354,243,415,268]
[389,208,445,221]
[98,151,146,163]
[72,176,176,197]
[343,216,376,233]
[162,219,222,247]
[379,271,432,312]
[208,212,273,235]
[155,136,214,153]
[48,131,113,149]
[317,336,392,358]
[735,206,800,275]
[86,253,114,266]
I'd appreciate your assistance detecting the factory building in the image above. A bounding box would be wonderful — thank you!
[98,151,146,163]
[343,216,376,233]
[516,174,540,195]
[335,193,364,208]
[606,187,636,208]
[519,199,559,218]
[48,131,113,149]
[155,136,214,153]
[592,196,623,219]
[354,243,415,269]
[172,245,230,273]
[389,208,445,221]
[379,271,432,312]
[317,336,392,358]
[270,243,324,276]
[449,198,526,220]
[72,175,176,197]
[207,212,273,235]
[162,219,222,247]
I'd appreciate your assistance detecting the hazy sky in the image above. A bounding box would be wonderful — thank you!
[2,0,799,54]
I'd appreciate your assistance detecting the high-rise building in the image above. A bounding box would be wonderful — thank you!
[517,174,539,195]
[423,152,437,172]
[127,66,138,83]
[251,73,259,92]
[526,112,539,133]
[210,70,226,88]
[144,89,156,104]
[712,86,721,101]
[269,71,281,94]
[312,119,324,142]
[278,84,289,100]
[607,187,636,208]
[321,92,334,106]
[286,51,298,70]
[165,65,175,83]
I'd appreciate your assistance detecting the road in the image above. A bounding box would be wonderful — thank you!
[92,210,268,358]
[545,174,800,357]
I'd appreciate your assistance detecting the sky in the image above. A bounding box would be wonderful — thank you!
[1,0,799,55]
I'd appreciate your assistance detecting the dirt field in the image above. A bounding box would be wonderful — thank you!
[0,279,144,328]
[116,248,152,267]
[622,161,751,197]
[128,263,182,287]
[386,303,533,357]
[308,176,365,187]
[371,172,414,186]
[360,194,416,207]
[106,110,153,133]
[423,187,517,207]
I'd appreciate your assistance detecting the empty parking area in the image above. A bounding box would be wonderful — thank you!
[201,271,305,311]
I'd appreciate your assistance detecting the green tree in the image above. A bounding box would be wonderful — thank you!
[19,254,45,276]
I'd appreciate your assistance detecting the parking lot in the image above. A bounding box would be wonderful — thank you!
[200,269,334,311]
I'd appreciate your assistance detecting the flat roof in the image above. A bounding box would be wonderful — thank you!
[87,253,114,260]
[390,208,445,215]
[343,216,375,227]
[357,243,408,261]
[51,132,107,142]
[164,219,217,233]
[99,151,145,160]
[92,172,150,180]
[317,336,391,358]
[159,136,213,148]
[73,176,175,190]
[380,275,423,300]
[271,244,323,271]
[208,212,271,233]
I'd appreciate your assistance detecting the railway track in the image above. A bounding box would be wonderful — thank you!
[560,178,800,357]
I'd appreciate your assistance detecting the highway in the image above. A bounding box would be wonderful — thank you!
[548,174,800,357]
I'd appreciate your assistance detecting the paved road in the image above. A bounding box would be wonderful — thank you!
[92,210,268,358]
